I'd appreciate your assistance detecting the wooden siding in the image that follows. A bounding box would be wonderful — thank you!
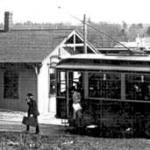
[0,64,37,111]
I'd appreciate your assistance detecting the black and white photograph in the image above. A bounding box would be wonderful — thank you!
[1,0,150,149]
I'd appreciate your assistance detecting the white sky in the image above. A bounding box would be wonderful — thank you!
[0,0,150,24]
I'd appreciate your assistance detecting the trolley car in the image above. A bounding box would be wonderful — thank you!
[56,53,150,136]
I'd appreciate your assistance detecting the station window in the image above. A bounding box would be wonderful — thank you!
[49,68,56,96]
[57,71,66,96]
[4,71,19,99]
[126,73,150,100]
[88,72,121,99]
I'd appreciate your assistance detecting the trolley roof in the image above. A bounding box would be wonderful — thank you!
[61,53,150,61]
[56,54,150,72]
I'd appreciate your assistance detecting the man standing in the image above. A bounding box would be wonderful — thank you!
[26,93,40,134]
[72,88,82,120]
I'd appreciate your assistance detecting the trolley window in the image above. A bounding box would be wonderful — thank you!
[69,71,83,90]
[88,72,121,99]
[57,71,66,97]
[126,73,150,100]
[49,68,56,96]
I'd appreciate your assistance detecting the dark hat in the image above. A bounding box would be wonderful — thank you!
[27,93,33,97]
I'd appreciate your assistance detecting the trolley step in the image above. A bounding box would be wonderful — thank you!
[61,119,69,126]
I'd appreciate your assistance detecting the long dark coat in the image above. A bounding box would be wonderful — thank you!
[27,98,39,117]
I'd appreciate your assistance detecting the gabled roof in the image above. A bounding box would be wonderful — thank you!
[74,30,99,53]
[0,29,73,63]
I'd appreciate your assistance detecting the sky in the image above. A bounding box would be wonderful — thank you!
[0,0,150,24]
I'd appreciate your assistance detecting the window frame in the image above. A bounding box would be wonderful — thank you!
[57,71,66,97]
[4,70,19,99]
[49,68,56,96]
[88,71,121,99]
[125,73,150,101]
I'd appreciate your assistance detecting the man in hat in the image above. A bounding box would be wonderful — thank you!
[26,93,40,134]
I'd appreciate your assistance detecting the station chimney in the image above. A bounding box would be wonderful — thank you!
[4,11,13,32]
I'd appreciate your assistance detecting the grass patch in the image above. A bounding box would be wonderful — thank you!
[0,131,150,149]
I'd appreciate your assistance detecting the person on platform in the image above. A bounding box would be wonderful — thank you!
[26,93,40,134]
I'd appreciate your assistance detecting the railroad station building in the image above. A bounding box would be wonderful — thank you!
[0,12,97,114]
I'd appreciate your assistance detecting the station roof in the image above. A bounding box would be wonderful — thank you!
[0,29,73,63]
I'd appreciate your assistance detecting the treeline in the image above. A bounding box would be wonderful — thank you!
[85,21,146,47]
[1,21,150,47]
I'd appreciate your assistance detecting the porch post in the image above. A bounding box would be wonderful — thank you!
[73,33,76,53]
[66,71,69,117]
[34,65,40,110]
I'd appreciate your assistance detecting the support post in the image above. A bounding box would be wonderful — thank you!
[34,65,40,110]
[66,71,69,117]
[121,73,125,100]
[83,14,87,54]
[73,33,76,53]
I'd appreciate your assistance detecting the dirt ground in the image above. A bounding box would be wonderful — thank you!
[1,110,150,150]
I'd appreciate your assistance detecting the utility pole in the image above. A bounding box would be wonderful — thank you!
[83,14,87,54]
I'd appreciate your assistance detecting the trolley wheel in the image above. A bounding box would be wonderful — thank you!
[145,121,150,137]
